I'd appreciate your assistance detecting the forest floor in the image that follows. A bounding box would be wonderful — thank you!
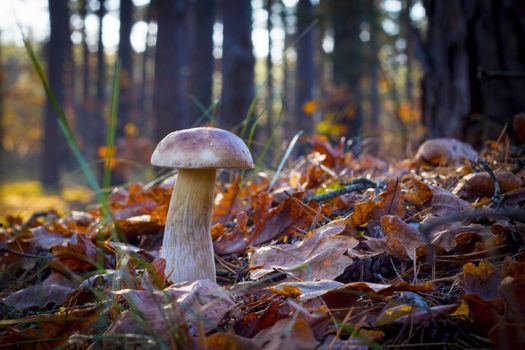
[1,134,524,349]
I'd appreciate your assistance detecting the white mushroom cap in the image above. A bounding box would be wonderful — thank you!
[151,127,254,169]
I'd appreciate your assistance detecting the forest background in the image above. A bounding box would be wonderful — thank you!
[1,0,524,215]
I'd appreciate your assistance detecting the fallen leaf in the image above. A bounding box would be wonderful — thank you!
[207,332,260,350]
[460,260,501,301]
[1,273,79,309]
[252,317,319,350]
[380,215,427,260]
[249,220,356,280]
[415,138,479,165]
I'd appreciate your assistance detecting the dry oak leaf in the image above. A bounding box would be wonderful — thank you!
[460,260,502,301]
[252,317,319,350]
[50,233,100,271]
[215,193,312,255]
[415,138,479,165]
[0,306,100,350]
[429,185,469,217]
[455,170,522,198]
[372,178,405,219]
[402,177,433,206]
[249,219,357,280]
[1,273,79,309]
[380,215,427,260]
[346,199,375,228]
[207,332,260,350]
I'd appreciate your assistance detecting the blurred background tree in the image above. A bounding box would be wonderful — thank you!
[0,0,524,209]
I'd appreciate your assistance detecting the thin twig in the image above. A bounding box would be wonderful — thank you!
[481,160,501,206]
[302,179,378,203]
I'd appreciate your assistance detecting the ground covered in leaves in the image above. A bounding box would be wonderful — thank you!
[1,133,525,349]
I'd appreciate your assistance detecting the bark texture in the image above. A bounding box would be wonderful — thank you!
[220,0,255,129]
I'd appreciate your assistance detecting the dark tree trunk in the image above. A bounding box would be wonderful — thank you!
[188,0,215,125]
[422,0,525,143]
[220,0,255,129]
[295,0,314,134]
[266,0,274,138]
[139,0,154,135]
[97,0,106,106]
[94,0,106,152]
[369,0,380,128]
[152,0,190,143]
[42,0,68,187]
[280,1,293,139]
[78,0,95,160]
[117,0,134,138]
[330,0,365,137]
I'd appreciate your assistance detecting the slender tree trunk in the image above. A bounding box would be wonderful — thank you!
[139,0,154,135]
[117,0,134,138]
[188,0,215,125]
[369,0,380,128]
[220,0,255,129]
[331,0,365,137]
[42,0,68,187]
[265,0,274,138]
[78,0,95,160]
[153,0,190,143]
[295,0,314,134]
[95,0,107,152]
[280,2,293,139]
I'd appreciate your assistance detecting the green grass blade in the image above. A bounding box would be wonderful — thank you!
[22,37,111,220]
[268,130,303,191]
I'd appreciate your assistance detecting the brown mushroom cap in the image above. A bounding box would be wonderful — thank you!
[151,127,254,169]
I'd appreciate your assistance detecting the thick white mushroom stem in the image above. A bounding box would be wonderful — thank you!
[162,168,217,283]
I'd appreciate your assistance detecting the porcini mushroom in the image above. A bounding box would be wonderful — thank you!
[151,127,253,283]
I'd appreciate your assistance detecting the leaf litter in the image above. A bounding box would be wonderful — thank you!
[1,134,525,349]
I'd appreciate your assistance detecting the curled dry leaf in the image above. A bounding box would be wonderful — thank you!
[207,332,260,350]
[50,233,100,271]
[215,193,313,255]
[460,260,502,301]
[455,170,522,198]
[380,215,427,261]
[415,138,479,165]
[252,317,319,350]
[249,220,356,280]
[372,178,405,219]
[1,273,79,309]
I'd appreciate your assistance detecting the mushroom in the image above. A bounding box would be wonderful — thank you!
[151,127,253,283]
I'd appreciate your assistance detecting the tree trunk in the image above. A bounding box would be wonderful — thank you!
[220,0,255,130]
[42,0,68,187]
[422,0,525,143]
[0,32,4,182]
[295,0,314,134]
[153,0,190,142]
[95,0,106,152]
[117,0,134,138]
[330,0,365,137]
[139,0,154,135]
[369,0,380,128]
[266,0,274,138]
[188,0,215,126]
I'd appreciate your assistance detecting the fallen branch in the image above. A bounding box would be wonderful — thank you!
[302,179,379,203]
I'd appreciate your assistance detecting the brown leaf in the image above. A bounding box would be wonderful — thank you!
[402,178,432,206]
[50,233,100,271]
[458,171,522,198]
[207,332,260,350]
[372,178,405,219]
[214,193,312,255]
[252,317,319,350]
[249,220,356,280]
[212,176,242,224]
[429,186,469,217]
[460,260,502,301]
[346,199,375,228]
[1,273,79,309]
[380,215,427,260]
[0,306,100,349]
[235,300,289,338]
[415,138,479,165]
